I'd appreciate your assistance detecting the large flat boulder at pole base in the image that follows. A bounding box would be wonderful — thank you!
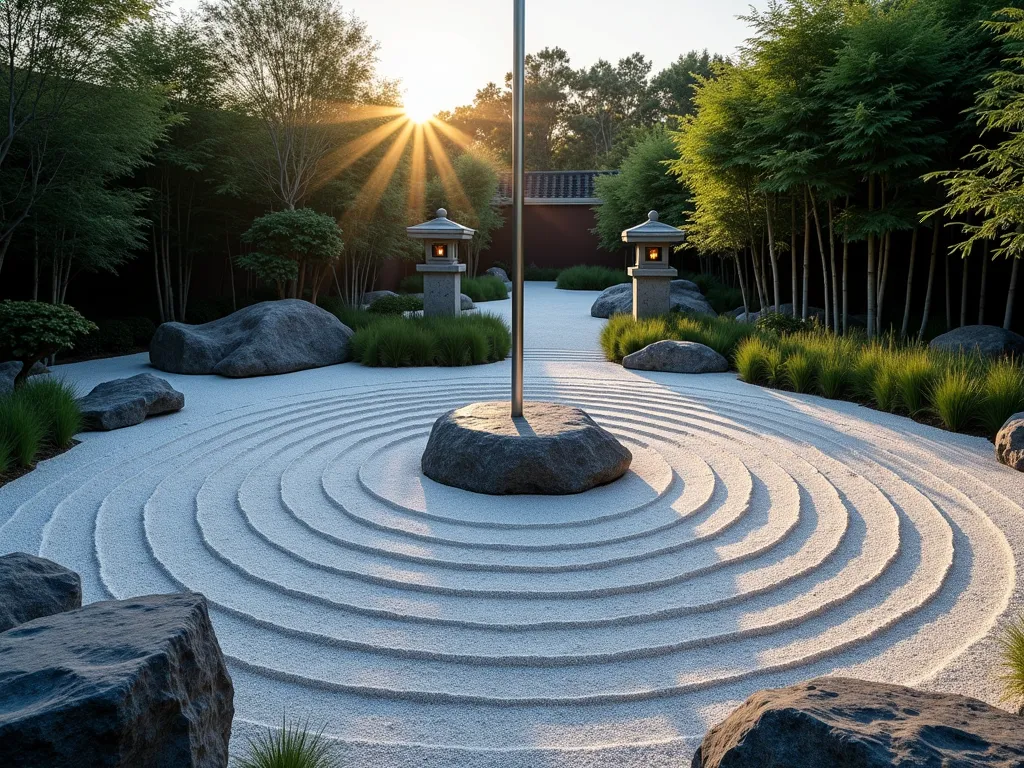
[590,280,715,318]
[692,676,1024,768]
[996,412,1024,472]
[0,552,81,632]
[623,340,729,373]
[78,373,184,431]
[0,592,233,768]
[929,325,1024,358]
[150,299,353,377]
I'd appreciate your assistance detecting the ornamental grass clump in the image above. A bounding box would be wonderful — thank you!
[782,352,816,394]
[235,717,337,768]
[893,350,938,416]
[981,359,1024,436]
[0,397,44,468]
[351,315,510,367]
[734,336,773,385]
[816,351,853,400]
[461,275,508,302]
[931,367,983,432]
[999,615,1024,707]
[18,378,81,449]
[555,265,629,291]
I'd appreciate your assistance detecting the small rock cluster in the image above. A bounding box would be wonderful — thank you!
[0,553,233,768]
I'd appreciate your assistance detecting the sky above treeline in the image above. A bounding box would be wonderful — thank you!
[171,0,767,117]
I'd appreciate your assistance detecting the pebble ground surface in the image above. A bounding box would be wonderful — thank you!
[2,284,1023,767]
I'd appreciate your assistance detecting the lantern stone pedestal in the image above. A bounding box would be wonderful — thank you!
[416,262,466,317]
[407,208,476,318]
[421,401,632,495]
[622,211,686,320]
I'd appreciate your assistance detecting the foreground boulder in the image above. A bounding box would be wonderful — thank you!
[996,412,1024,472]
[150,299,352,377]
[591,280,715,318]
[78,373,184,431]
[0,553,81,632]
[422,401,632,495]
[692,677,1024,768]
[930,325,1024,358]
[0,592,233,768]
[623,341,729,374]
[0,361,47,394]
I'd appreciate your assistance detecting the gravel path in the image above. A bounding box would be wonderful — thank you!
[2,283,1023,767]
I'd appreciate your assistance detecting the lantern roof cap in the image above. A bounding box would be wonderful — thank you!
[621,210,686,244]
[407,208,476,240]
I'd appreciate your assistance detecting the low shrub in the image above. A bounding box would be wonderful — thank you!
[783,352,816,394]
[398,274,424,294]
[816,351,853,399]
[317,298,376,331]
[367,294,423,315]
[678,271,746,314]
[525,265,562,281]
[0,301,96,389]
[18,378,81,449]
[351,315,510,367]
[755,311,816,336]
[235,716,337,768]
[735,336,773,385]
[893,351,938,416]
[556,266,629,291]
[461,275,508,302]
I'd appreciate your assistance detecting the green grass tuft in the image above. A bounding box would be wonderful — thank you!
[350,315,510,368]
[931,367,983,432]
[782,352,816,394]
[981,359,1024,436]
[734,336,773,386]
[0,396,45,468]
[235,716,338,768]
[17,377,82,448]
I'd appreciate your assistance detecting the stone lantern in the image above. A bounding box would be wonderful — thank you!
[407,208,476,317]
[622,211,685,320]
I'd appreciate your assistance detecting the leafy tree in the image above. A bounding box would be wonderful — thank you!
[0,301,96,389]
[594,127,688,252]
[0,0,151,277]
[426,149,503,276]
[238,208,342,302]
[930,6,1024,329]
[649,50,729,126]
[201,0,382,208]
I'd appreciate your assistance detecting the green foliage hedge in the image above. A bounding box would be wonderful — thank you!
[555,266,629,291]
[351,315,511,367]
[367,295,423,315]
[0,378,81,476]
[0,301,96,389]
[399,274,508,302]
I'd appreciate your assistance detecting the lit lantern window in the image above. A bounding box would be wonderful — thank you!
[432,243,447,259]
[647,247,661,262]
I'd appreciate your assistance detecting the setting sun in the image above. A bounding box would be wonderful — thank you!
[403,95,438,124]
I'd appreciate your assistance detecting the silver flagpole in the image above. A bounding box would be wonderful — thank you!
[511,0,526,417]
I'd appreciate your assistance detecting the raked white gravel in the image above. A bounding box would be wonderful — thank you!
[2,283,1024,767]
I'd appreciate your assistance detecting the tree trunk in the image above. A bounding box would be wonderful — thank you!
[802,189,811,320]
[866,175,876,338]
[1005,256,1019,331]
[809,188,831,330]
[978,239,989,325]
[791,198,798,317]
[960,248,969,327]
[944,246,952,331]
[764,195,781,311]
[828,199,839,334]
[901,226,919,338]
[743,186,767,310]
[734,250,749,320]
[876,231,891,336]
[919,215,941,342]
[842,203,849,334]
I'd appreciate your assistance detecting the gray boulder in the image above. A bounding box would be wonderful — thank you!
[732,304,826,324]
[930,325,1024,359]
[692,676,1024,768]
[150,299,352,377]
[484,266,509,282]
[0,553,81,632]
[361,290,398,307]
[0,592,234,768]
[623,341,729,374]
[422,401,632,495]
[411,292,476,311]
[0,361,48,394]
[78,374,184,431]
[590,280,715,319]
[996,412,1024,472]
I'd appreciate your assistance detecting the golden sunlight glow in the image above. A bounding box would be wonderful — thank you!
[403,92,439,124]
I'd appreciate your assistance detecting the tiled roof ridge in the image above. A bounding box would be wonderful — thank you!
[495,170,619,202]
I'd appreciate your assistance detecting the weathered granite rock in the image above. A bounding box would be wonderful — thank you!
[361,290,399,307]
[485,266,509,282]
[0,361,48,394]
[930,325,1024,358]
[150,299,352,377]
[623,341,729,374]
[996,412,1024,472]
[411,292,476,311]
[590,280,715,318]
[692,677,1024,768]
[0,592,234,768]
[0,553,81,633]
[422,401,632,495]
[78,374,184,431]
[728,304,826,323]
